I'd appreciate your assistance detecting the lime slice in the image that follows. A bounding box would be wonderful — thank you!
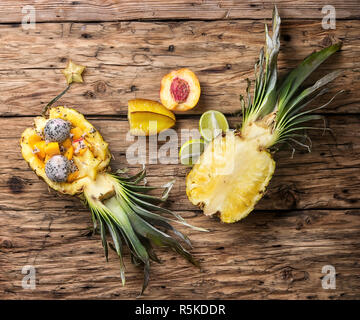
[199,110,229,142]
[179,139,206,166]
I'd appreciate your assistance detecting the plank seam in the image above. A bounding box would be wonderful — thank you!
[0,17,359,26]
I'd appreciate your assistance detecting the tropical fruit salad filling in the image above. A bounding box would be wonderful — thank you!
[28,118,93,182]
[21,106,110,192]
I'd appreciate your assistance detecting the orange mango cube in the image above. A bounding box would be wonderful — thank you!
[28,134,42,148]
[67,171,79,183]
[71,127,83,140]
[45,142,60,157]
[62,138,72,149]
[64,145,74,160]
[33,141,46,160]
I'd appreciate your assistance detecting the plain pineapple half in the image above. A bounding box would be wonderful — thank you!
[21,105,205,294]
[186,6,342,223]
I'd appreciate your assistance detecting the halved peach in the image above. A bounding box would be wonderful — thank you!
[160,68,200,111]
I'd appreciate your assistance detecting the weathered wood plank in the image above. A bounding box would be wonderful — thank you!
[0,20,358,116]
[1,5,359,300]
[1,0,359,23]
[1,207,359,299]
[1,115,359,213]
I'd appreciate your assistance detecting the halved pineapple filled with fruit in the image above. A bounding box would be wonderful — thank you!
[21,103,204,294]
[160,68,201,111]
[21,106,110,195]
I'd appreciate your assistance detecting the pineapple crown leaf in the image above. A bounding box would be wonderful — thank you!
[243,6,280,126]
[280,70,342,121]
[276,88,344,137]
[274,43,343,132]
[85,169,205,295]
[242,5,343,150]
[276,42,342,111]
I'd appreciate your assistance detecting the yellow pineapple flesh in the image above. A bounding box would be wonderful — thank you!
[186,131,275,223]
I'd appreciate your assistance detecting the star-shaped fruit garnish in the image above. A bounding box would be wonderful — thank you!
[62,60,86,84]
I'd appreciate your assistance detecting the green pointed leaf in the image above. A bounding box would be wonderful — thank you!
[93,209,109,262]
[286,88,329,118]
[242,6,280,126]
[277,42,342,109]
[143,216,192,248]
[124,192,186,222]
[141,237,162,263]
[287,70,341,112]
[90,210,97,234]
[124,189,166,203]
[125,210,199,267]
[99,218,109,262]
[102,217,126,286]
[140,262,151,296]
[114,168,146,183]
[161,180,175,201]
[42,84,71,116]
[121,182,158,192]
[118,193,192,246]
[278,90,343,139]
[277,71,342,128]
[104,197,150,265]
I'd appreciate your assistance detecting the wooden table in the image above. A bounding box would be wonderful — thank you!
[0,1,359,300]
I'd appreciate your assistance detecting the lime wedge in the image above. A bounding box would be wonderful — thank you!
[179,139,206,166]
[199,110,229,142]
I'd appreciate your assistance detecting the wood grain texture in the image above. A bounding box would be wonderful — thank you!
[0,20,358,116]
[1,1,360,300]
[1,115,359,299]
[1,0,359,23]
[1,116,360,213]
[1,207,360,299]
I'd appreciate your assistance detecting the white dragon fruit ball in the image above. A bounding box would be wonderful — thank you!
[45,155,70,182]
[44,118,71,142]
